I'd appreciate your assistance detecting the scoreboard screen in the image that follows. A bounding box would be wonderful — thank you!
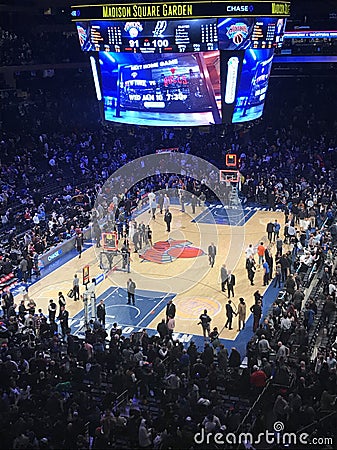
[77,17,286,53]
[75,1,290,125]
[221,49,274,123]
[99,51,221,126]
[95,48,273,125]
[77,19,218,53]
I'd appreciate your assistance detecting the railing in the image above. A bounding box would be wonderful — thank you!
[114,389,130,411]
[234,378,272,435]
[297,410,337,436]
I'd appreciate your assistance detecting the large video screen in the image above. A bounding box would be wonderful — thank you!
[232,48,274,123]
[99,51,222,126]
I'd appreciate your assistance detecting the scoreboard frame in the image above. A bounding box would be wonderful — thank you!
[71,1,291,21]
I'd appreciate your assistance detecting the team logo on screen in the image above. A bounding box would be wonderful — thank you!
[153,21,167,38]
[77,26,87,48]
[124,22,143,38]
[226,23,249,46]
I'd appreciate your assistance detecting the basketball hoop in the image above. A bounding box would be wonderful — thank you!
[219,170,240,183]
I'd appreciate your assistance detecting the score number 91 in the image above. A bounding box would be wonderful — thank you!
[129,39,169,48]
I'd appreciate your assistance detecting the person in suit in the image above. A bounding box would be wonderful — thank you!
[127,278,136,305]
[97,299,106,327]
[220,264,228,292]
[58,291,66,315]
[266,221,274,243]
[208,242,217,268]
[166,300,176,322]
[227,271,236,298]
[163,194,170,211]
[73,274,80,301]
[225,300,236,330]
[191,194,197,214]
[48,299,57,323]
[158,194,164,214]
[75,232,84,259]
[250,300,262,332]
[58,306,69,337]
[157,319,169,339]
[164,209,172,232]
[237,297,246,331]
[246,256,256,286]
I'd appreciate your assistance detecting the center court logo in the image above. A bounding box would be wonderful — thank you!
[139,238,204,263]
[194,421,333,447]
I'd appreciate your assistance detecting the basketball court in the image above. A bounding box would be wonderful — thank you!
[13,197,284,353]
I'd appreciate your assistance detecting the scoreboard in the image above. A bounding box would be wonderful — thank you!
[80,19,219,53]
[73,1,290,126]
[76,16,286,53]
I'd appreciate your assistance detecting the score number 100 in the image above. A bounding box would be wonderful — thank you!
[129,39,170,48]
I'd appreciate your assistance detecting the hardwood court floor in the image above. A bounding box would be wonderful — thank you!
[25,205,284,341]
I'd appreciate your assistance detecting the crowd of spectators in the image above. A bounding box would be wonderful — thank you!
[0,26,85,66]
[0,222,336,449]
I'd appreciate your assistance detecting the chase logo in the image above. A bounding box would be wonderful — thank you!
[47,249,63,262]
[249,5,254,12]
[227,5,249,12]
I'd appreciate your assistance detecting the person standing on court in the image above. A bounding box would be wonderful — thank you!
[200,192,206,209]
[166,299,176,323]
[146,225,153,247]
[93,221,101,248]
[257,242,266,267]
[273,219,281,241]
[127,278,136,305]
[164,209,172,232]
[58,305,69,337]
[148,191,157,220]
[58,292,66,315]
[225,300,236,330]
[250,300,262,332]
[262,260,270,286]
[157,318,169,339]
[208,242,217,268]
[163,194,170,212]
[75,232,84,259]
[48,299,57,323]
[227,270,236,298]
[97,299,106,327]
[158,194,164,214]
[198,309,211,339]
[237,298,246,331]
[220,264,228,292]
[180,189,186,213]
[246,255,256,286]
[121,242,131,272]
[167,315,175,339]
[191,195,197,214]
[73,274,80,301]
[266,221,274,243]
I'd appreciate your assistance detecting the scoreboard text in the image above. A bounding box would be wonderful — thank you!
[72,1,291,21]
